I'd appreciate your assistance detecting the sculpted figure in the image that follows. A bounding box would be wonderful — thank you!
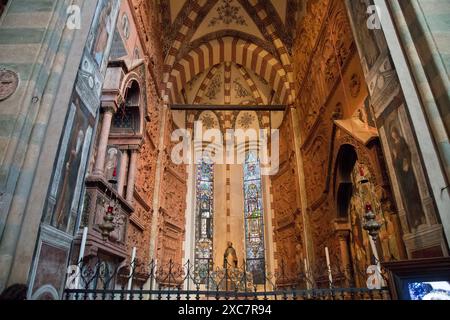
[223,242,238,268]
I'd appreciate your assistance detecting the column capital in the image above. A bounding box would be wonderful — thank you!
[101,101,118,114]
[334,219,351,240]
[101,91,124,114]
[117,145,141,152]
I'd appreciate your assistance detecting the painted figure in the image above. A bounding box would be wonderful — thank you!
[92,1,113,67]
[389,125,426,231]
[54,128,85,230]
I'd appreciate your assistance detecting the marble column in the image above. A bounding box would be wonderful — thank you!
[93,107,114,176]
[117,150,129,197]
[126,150,138,203]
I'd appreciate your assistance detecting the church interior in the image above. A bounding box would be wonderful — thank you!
[0,0,449,300]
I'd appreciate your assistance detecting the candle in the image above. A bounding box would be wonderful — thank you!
[127,247,137,300]
[304,258,308,274]
[75,227,89,290]
[325,247,331,267]
[325,247,333,288]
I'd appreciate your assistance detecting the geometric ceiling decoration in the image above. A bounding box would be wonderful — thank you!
[191,0,265,42]
[158,0,304,106]
[183,62,274,105]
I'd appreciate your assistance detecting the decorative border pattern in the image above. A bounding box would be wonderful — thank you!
[168,36,291,105]
[161,0,295,106]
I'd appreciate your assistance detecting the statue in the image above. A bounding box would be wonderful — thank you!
[223,242,238,269]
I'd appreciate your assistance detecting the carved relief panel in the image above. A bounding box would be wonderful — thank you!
[156,118,187,268]
[271,112,305,284]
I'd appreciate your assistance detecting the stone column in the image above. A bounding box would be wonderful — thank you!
[93,107,114,176]
[289,106,314,286]
[117,150,129,197]
[335,226,354,287]
[126,150,138,203]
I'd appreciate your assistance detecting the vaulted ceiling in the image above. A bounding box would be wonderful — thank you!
[156,0,306,105]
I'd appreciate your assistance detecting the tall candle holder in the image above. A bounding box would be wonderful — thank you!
[357,165,384,289]
[357,165,382,252]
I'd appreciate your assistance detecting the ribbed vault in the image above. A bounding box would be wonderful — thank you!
[158,0,303,105]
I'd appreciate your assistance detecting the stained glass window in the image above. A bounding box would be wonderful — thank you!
[243,151,265,284]
[194,158,214,281]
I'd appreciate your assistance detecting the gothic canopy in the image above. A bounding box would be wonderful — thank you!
[157,0,305,105]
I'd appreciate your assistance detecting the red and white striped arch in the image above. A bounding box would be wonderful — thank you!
[236,64,264,105]
[193,64,220,104]
[166,37,293,105]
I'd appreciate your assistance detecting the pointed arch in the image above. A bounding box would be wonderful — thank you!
[167,36,293,105]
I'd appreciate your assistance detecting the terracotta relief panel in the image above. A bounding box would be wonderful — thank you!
[290,0,408,286]
[155,117,187,268]
[135,137,158,205]
[271,113,305,285]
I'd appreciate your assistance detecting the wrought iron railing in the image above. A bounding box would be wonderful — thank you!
[63,257,391,300]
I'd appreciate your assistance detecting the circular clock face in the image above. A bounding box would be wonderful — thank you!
[0,70,19,101]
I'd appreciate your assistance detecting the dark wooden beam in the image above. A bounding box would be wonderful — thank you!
[170,104,287,111]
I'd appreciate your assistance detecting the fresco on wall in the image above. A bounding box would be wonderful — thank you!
[384,108,427,232]
[348,0,381,70]
[78,0,120,112]
[48,94,94,234]
[348,161,402,286]
[88,0,119,71]
[347,0,445,257]
[29,0,121,299]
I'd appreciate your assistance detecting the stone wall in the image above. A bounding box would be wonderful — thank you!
[389,0,450,182]
[270,110,304,285]
[156,116,187,269]
[290,0,407,287]
[0,0,101,295]
[347,0,448,257]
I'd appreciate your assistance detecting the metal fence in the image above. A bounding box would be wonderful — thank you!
[63,257,391,300]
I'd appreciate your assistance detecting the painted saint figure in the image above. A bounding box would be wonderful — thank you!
[92,0,113,67]
[54,128,85,230]
[389,126,426,231]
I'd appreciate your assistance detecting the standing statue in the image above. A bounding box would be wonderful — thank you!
[223,242,238,269]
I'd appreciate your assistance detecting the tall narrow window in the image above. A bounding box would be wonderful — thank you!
[194,159,214,280]
[243,151,265,284]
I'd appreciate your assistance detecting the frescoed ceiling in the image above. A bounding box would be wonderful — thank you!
[157,0,306,105]
[182,62,279,105]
